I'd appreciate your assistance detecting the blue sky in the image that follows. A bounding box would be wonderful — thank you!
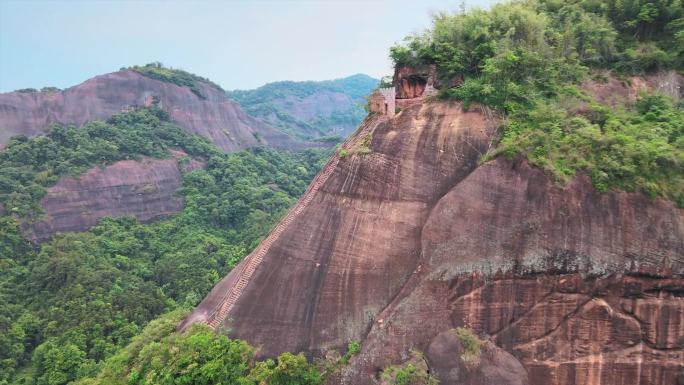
[0,0,496,92]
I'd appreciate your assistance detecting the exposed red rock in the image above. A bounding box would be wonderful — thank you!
[0,70,313,151]
[25,151,203,242]
[581,71,683,106]
[393,67,427,99]
[184,99,683,385]
[427,329,529,385]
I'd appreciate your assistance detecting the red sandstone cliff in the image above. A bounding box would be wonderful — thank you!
[25,151,203,242]
[0,70,312,151]
[183,97,684,385]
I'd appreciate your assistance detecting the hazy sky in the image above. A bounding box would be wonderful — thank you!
[0,0,497,92]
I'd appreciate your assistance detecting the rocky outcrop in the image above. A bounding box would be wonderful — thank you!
[26,151,203,242]
[426,329,528,385]
[581,70,683,106]
[393,67,427,99]
[0,70,311,151]
[184,99,684,385]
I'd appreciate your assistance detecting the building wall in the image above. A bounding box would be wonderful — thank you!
[369,87,396,117]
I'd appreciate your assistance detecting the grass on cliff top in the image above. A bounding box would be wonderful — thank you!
[389,0,684,205]
[127,62,223,99]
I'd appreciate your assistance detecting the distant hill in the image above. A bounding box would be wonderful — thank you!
[227,74,378,141]
[0,65,318,152]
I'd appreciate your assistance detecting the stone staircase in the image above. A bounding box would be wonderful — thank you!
[206,114,384,330]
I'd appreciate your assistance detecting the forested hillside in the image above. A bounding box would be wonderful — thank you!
[227,74,378,141]
[0,106,331,385]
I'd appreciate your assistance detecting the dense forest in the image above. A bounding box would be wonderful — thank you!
[0,107,331,385]
[391,0,683,206]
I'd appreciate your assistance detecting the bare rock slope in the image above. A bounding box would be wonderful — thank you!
[26,151,203,242]
[184,98,684,385]
[0,70,308,151]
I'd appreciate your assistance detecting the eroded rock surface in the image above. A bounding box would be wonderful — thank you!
[184,101,498,354]
[0,70,310,151]
[427,329,528,385]
[185,99,684,385]
[26,151,203,241]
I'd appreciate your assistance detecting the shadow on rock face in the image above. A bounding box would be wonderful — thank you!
[426,329,529,385]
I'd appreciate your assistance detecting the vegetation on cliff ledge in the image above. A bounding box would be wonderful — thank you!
[390,0,684,206]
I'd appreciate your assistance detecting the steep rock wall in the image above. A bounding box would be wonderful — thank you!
[343,158,683,385]
[182,101,498,355]
[186,99,683,385]
[26,151,203,242]
[0,70,310,151]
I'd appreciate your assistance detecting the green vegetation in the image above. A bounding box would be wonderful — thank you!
[380,351,437,385]
[0,107,332,385]
[0,106,216,218]
[72,311,321,385]
[226,74,378,140]
[390,0,684,205]
[491,89,684,204]
[454,327,482,364]
[351,132,373,156]
[127,62,223,99]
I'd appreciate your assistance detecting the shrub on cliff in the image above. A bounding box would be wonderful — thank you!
[74,311,321,385]
[454,327,482,364]
[390,0,684,206]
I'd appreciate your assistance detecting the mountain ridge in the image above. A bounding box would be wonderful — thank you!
[0,69,312,151]
[227,74,378,140]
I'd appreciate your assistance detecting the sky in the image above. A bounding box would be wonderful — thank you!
[0,0,497,92]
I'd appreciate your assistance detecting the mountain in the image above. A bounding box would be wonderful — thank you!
[182,2,684,385]
[0,65,337,240]
[0,65,314,152]
[226,74,378,141]
[184,86,684,385]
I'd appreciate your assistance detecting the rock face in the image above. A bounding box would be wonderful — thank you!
[393,67,427,99]
[581,70,683,106]
[184,99,684,385]
[0,70,310,151]
[25,151,203,242]
[426,330,528,385]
